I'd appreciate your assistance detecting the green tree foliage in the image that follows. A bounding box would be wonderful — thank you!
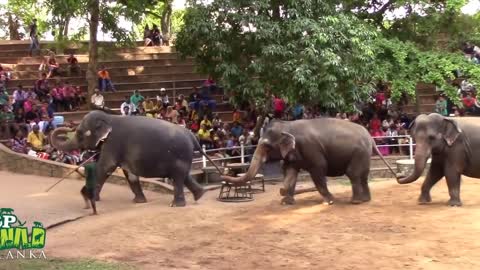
[176,0,480,109]
[177,0,382,111]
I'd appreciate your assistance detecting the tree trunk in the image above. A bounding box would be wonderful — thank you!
[161,0,173,39]
[87,0,100,110]
[63,17,70,37]
[8,13,20,40]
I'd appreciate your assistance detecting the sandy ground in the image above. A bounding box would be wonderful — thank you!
[3,172,480,270]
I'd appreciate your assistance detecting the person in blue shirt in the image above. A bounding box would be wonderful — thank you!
[230,121,243,138]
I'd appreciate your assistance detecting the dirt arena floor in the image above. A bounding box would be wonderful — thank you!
[28,176,479,270]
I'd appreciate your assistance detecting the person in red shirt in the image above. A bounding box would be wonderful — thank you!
[369,114,381,133]
[272,95,285,119]
[462,93,477,115]
[67,54,81,76]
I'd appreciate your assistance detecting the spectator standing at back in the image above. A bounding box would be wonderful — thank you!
[231,121,243,138]
[462,93,477,115]
[272,95,285,119]
[91,89,104,109]
[151,24,163,46]
[67,54,81,76]
[98,65,116,92]
[435,95,448,116]
[28,19,40,56]
[130,90,144,113]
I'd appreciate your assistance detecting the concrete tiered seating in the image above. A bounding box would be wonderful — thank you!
[402,82,438,116]
[0,40,236,122]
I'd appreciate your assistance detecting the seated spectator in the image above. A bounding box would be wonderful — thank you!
[232,109,242,123]
[0,88,8,106]
[0,105,14,138]
[190,119,200,132]
[34,73,49,102]
[12,85,27,112]
[292,104,304,120]
[382,116,393,130]
[200,115,212,129]
[175,94,188,115]
[74,86,86,108]
[143,97,155,112]
[50,82,64,111]
[9,129,28,154]
[120,96,134,116]
[212,113,222,128]
[27,124,46,152]
[226,134,240,157]
[47,55,60,78]
[386,124,399,154]
[62,81,76,111]
[98,65,116,92]
[151,24,163,46]
[462,93,477,115]
[130,90,145,113]
[201,75,217,96]
[67,54,81,76]
[165,106,179,124]
[91,88,104,109]
[178,115,186,127]
[231,121,243,138]
[435,95,448,116]
[144,24,153,46]
[198,124,212,148]
[157,88,169,108]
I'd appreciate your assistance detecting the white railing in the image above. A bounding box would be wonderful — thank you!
[194,135,416,169]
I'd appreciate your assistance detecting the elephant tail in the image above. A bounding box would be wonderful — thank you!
[371,138,399,179]
[188,131,224,175]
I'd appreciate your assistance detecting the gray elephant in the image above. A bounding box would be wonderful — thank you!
[222,118,397,205]
[397,113,480,206]
[50,110,221,210]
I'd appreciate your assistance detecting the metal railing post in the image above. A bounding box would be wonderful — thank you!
[408,135,413,160]
[202,144,207,168]
[240,142,245,164]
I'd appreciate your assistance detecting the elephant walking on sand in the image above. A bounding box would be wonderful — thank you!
[397,113,480,206]
[50,111,221,211]
[222,118,397,205]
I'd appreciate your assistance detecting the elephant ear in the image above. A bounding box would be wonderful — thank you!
[93,119,112,147]
[443,118,462,147]
[279,132,296,159]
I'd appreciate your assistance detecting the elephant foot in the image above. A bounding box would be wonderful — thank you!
[133,196,147,203]
[418,194,432,205]
[192,188,206,201]
[448,199,462,207]
[322,199,334,205]
[281,196,295,205]
[170,198,187,207]
[351,198,363,204]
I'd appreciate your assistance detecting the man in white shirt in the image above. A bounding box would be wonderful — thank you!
[90,88,104,108]
[156,88,169,108]
[120,96,135,116]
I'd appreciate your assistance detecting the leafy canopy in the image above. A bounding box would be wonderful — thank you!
[176,0,480,109]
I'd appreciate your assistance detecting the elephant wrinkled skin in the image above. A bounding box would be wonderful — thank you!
[397,113,480,207]
[50,111,221,212]
[222,118,397,205]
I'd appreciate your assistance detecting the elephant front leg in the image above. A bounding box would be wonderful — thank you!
[122,169,147,203]
[280,166,299,205]
[418,162,444,204]
[444,166,462,207]
[94,157,117,202]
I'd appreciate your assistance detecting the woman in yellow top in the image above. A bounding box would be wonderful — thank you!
[200,115,212,129]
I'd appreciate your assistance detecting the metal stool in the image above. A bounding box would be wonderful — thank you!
[217,181,254,202]
[236,173,265,193]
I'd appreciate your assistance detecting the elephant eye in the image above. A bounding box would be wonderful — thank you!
[428,135,436,141]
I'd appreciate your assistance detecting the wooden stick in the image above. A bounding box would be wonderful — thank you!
[280,187,317,196]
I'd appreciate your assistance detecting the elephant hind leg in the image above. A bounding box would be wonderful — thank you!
[309,168,334,205]
[170,172,188,207]
[184,175,205,201]
[345,155,369,204]
[360,172,371,202]
[122,169,147,203]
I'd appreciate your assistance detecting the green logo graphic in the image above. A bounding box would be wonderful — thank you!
[0,208,46,250]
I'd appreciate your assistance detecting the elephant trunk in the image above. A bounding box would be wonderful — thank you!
[220,143,268,184]
[50,127,80,152]
[397,143,431,184]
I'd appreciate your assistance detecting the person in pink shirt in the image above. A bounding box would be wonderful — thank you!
[272,95,285,119]
[50,82,64,112]
[62,81,75,111]
[23,97,34,113]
